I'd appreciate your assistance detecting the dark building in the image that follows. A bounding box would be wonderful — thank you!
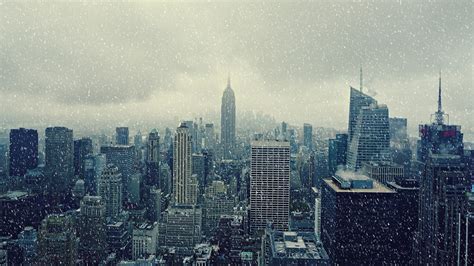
[417,154,470,265]
[37,214,78,265]
[9,128,38,177]
[116,127,129,145]
[328,133,348,175]
[106,220,132,260]
[303,123,313,150]
[78,196,107,264]
[73,137,93,176]
[221,77,236,159]
[386,178,419,264]
[45,127,74,195]
[321,171,400,264]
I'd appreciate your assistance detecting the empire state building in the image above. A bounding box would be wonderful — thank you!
[221,76,236,159]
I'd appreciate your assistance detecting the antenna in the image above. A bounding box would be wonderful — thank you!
[360,66,363,92]
[227,73,231,88]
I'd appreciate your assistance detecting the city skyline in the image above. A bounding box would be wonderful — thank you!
[0,2,472,137]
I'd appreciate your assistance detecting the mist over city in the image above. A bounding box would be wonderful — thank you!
[0,1,473,265]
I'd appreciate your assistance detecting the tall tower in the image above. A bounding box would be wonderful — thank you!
[73,137,93,176]
[98,164,123,218]
[416,75,469,265]
[116,127,129,145]
[347,87,377,145]
[9,128,38,177]
[45,127,74,195]
[173,123,197,205]
[303,123,313,150]
[250,140,290,234]
[347,104,390,170]
[221,76,236,159]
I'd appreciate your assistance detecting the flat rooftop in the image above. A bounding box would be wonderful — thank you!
[325,176,394,194]
[251,140,290,147]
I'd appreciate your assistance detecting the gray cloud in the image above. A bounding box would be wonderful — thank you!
[0,1,472,137]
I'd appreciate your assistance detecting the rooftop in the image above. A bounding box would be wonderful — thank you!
[327,170,394,193]
[270,230,329,261]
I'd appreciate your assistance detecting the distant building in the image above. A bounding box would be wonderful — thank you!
[116,127,130,145]
[45,127,74,195]
[261,227,329,265]
[321,170,400,264]
[73,137,93,176]
[183,243,215,265]
[37,214,78,265]
[221,77,236,159]
[214,215,245,264]
[347,104,390,170]
[98,164,123,219]
[9,128,38,177]
[328,133,348,175]
[100,145,135,201]
[389,117,408,145]
[250,140,290,235]
[83,153,106,195]
[361,161,404,185]
[303,123,313,150]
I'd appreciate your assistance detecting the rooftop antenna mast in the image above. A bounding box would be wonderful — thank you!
[360,66,363,92]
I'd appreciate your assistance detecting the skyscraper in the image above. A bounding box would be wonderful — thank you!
[250,140,290,234]
[347,85,378,145]
[303,123,313,150]
[98,164,123,219]
[100,145,135,202]
[78,196,107,264]
[328,133,348,175]
[173,123,197,205]
[116,127,129,145]
[321,170,399,264]
[37,214,78,265]
[417,154,469,265]
[9,128,38,177]
[221,77,236,159]
[346,104,390,170]
[73,137,93,176]
[416,75,463,162]
[45,127,74,195]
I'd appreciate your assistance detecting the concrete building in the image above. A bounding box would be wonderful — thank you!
[261,227,329,265]
[38,214,78,265]
[132,222,158,260]
[116,127,130,145]
[173,123,197,205]
[9,128,38,177]
[98,164,123,219]
[250,140,290,234]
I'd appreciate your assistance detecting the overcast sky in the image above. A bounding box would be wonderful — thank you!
[0,1,472,138]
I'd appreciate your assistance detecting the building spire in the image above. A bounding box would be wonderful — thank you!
[360,66,363,92]
[227,73,231,88]
[435,70,445,124]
